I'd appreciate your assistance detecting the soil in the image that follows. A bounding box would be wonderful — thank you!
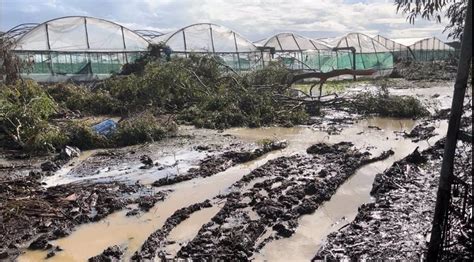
[169,142,393,260]
[152,140,288,187]
[0,168,168,260]
[130,200,213,261]
[314,138,472,260]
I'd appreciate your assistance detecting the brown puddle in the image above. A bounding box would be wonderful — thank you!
[18,117,449,262]
[253,120,448,261]
[165,204,223,256]
[18,144,289,261]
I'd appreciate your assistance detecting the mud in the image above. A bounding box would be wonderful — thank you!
[152,140,287,187]
[172,142,393,260]
[88,245,124,262]
[315,138,472,260]
[403,121,437,142]
[0,173,167,260]
[130,200,213,260]
[4,80,462,261]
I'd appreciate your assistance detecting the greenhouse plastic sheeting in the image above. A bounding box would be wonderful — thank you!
[13,16,149,81]
[332,33,394,72]
[155,23,257,53]
[374,35,413,60]
[153,23,262,71]
[14,16,149,52]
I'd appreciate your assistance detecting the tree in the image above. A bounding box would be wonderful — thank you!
[395,0,469,39]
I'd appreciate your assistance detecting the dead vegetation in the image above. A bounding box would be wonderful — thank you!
[1,48,436,156]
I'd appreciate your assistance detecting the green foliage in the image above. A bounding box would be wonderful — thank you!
[106,56,308,128]
[113,112,171,146]
[26,124,68,153]
[65,122,110,150]
[395,0,467,39]
[0,80,57,150]
[351,83,429,118]
[106,56,217,112]
[244,62,290,86]
[47,83,122,115]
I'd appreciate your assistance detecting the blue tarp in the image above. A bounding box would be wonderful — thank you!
[92,119,117,136]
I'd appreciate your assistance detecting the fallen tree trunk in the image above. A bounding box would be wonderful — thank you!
[288,69,377,85]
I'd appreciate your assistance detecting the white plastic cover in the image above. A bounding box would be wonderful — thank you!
[373,35,409,51]
[334,33,389,53]
[262,33,332,51]
[14,16,149,52]
[153,23,257,53]
[392,37,455,51]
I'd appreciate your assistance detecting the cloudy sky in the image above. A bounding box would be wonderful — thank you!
[0,0,452,41]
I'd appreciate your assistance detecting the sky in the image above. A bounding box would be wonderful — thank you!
[0,0,452,41]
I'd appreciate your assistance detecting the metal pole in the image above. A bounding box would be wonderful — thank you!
[427,0,472,260]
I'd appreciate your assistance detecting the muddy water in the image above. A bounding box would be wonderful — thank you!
[165,204,223,256]
[19,117,448,262]
[253,120,448,262]
[18,145,290,261]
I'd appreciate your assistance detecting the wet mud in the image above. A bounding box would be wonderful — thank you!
[172,142,393,260]
[315,138,472,260]
[4,81,464,261]
[152,140,287,187]
[0,173,167,260]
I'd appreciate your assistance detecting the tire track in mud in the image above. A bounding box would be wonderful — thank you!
[129,142,393,260]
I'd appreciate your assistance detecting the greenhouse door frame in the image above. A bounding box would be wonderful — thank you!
[332,47,356,80]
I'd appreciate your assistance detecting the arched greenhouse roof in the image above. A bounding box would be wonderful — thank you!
[391,37,455,51]
[332,33,389,53]
[373,35,409,51]
[134,29,164,41]
[151,23,257,53]
[259,33,332,51]
[13,16,149,52]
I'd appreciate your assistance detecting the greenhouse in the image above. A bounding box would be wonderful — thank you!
[3,15,457,82]
[134,30,164,41]
[11,16,150,82]
[257,33,333,71]
[373,35,413,61]
[327,33,394,74]
[391,37,456,61]
[151,23,263,71]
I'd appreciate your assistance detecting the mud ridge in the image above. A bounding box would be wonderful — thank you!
[151,140,287,187]
[0,174,168,260]
[315,138,472,260]
[173,142,393,260]
[127,200,213,261]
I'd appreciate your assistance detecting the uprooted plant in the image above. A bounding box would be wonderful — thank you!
[0,53,431,154]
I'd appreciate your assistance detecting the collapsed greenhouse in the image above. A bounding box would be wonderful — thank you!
[151,23,265,71]
[327,33,395,75]
[1,16,459,82]
[256,33,333,72]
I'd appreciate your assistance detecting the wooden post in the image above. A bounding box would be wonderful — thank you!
[427,0,472,260]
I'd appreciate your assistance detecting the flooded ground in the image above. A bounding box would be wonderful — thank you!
[9,83,460,261]
[253,120,448,261]
[18,116,448,261]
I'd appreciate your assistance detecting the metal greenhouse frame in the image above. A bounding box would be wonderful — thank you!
[151,23,264,72]
[257,32,334,72]
[330,33,394,76]
[11,16,150,82]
